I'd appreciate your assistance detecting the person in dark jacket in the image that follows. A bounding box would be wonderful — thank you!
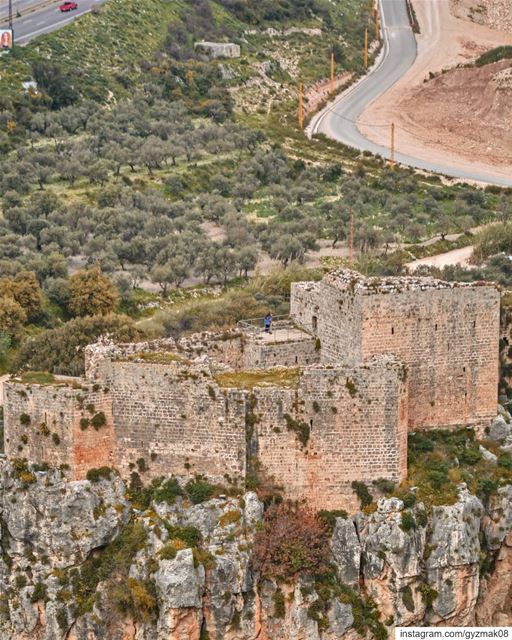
[264,312,273,333]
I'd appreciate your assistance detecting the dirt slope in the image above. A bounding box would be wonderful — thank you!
[451,0,512,34]
[358,0,512,181]
[398,59,512,167]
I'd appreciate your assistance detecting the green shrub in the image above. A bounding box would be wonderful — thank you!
[475,45,512,67]
[152,477,184,504]
[71,521,147,616]
[165,524,201,548]
[401,585,414,612]
[273,587,286,618]
[417,583,438,608]
[373,478,395,494]
[136,457,147,473]
[460,447,482,466]
[80,417,90,430]
[90,411,106,430]
[400,511,416,532]
[52,433,61,445]
[15,574,27,588]
[158,543,178,560]
[498,453,512,470]
[31,582,48,603]
[86,467,113,483]
[317,509,348,532]
[20,413,31,426]
[284,413,310,447]
[351,481,373,508]
[186,478,215,504]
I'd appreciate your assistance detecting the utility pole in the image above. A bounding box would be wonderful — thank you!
[390,122,395,171]
[330,50,334,96]
[349,208,355,266]
[298,82,303,129]
[364,28,368,68]
[8,0,13,29]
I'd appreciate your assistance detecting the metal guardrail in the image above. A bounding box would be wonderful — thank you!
[237,315,302,344]
[237,315,289,332]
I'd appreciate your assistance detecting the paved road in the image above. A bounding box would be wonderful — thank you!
[0,0,102,45]
[310,0,512,188]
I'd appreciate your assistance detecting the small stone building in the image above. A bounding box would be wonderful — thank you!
[194,41,241,59]
[2,270,500,511]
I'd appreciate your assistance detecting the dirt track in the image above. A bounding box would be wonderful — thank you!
[358,0,512,181]
[406,245,474,271]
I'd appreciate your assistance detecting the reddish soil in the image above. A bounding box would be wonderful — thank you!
[304,72,353,117]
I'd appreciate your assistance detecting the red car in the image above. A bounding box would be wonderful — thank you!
[59,2,78,11]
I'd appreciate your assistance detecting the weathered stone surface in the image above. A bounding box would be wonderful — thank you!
[0,462,129,569]
[0,461,509,639]
[488,415,511,441]
[479,445,498,464]
[357,498,427,625]
[425,487,483,624]
[330,518,361,586]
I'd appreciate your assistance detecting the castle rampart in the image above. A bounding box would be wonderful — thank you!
[95,356,247,483]
[4,380,115,478]
[291,270,500,430]
[2,269,501,511]
[248,358,408,512]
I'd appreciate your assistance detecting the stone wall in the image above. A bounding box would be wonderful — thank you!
[291,272,500,430]
[291,280,363,365]
[252,358,408,512]
[242,334,320,369]
[3,380,115,479]
[359,286,500,429]
[95,359,247,483]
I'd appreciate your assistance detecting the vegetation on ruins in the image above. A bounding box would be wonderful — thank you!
[253,502,330,579]
[215,367,301,389]
[402,428,512,508]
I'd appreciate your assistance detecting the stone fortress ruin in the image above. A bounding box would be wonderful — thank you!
[3,270,501,512]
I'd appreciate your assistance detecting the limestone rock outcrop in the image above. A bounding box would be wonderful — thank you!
[0,461,510,639]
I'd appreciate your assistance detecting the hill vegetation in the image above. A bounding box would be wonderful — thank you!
[0,0,511,374]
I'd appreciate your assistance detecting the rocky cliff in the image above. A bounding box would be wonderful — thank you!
[0,456,510,640]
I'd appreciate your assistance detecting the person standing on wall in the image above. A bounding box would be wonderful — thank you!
[264,312,273,333]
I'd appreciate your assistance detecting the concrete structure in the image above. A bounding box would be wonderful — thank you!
[2,270,500,511]
[194,41,240,59]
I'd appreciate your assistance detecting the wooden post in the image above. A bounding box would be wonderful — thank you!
[376,8,380,40]
[330,50,334,96]
[349,208,355,266]
[390,122,395,171]
[364,28,368,68]
[298,82,303,129]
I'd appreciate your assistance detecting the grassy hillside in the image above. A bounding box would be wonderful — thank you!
[0,0,373,101]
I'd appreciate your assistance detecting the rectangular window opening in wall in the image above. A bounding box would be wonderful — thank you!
[312,315,318,331]
[473,320,476,328]
[463,366,466,372]
[391,327,394,335]
[435,323,438,331]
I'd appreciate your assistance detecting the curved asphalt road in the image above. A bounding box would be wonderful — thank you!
[310,0,512,188]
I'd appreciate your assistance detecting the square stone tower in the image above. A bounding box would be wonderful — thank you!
[291,270,500,430]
